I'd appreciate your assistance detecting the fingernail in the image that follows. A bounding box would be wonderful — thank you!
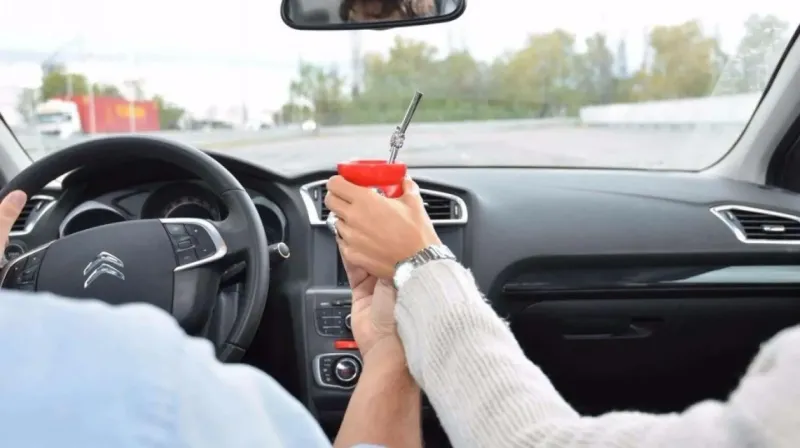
[6,191,26,209]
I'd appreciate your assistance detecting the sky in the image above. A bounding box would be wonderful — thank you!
[0,0,799,124]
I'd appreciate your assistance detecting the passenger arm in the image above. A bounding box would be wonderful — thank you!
[395,260,800,448]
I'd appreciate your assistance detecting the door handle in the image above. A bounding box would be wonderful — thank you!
[560,318,659,341]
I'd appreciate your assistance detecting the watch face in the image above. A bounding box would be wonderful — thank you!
[393,262,414,289]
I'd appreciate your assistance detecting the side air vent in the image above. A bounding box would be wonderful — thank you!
[10,195,56,234]
[711,205,800,244]
[300,180,468,225]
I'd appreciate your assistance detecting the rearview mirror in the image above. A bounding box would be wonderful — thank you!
[281,0,466,30]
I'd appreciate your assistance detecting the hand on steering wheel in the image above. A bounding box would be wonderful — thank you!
[0,191,27,263]
[0,136,270,362]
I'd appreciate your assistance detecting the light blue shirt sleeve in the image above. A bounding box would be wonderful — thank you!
[0,291,383,448]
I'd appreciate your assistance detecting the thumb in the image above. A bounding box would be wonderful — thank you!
[0,190,27,238]
[400,178,422,206]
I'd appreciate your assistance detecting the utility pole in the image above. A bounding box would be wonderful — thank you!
[123,72,142,132]
[87,76,96,134]
[447,29,455,54]
[40,36,82,99]
[350,31,362,98]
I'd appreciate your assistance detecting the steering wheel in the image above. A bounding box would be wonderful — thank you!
[0,135,270,362]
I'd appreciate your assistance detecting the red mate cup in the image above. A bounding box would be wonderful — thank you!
[337,159,407,198]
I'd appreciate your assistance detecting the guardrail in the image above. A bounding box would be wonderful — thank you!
[579,93,760,129]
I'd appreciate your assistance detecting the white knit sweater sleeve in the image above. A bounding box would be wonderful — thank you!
[394,259,800,448]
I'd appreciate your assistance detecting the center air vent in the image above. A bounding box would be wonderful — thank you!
[711,205,800,244]
[10,195,56,234]
[300,180,467,225]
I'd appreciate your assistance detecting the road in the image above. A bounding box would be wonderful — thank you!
[201,126,744,174]
[18,124,745,175]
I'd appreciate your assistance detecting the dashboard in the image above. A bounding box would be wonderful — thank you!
[11,151,800,438]
[57,180,287,244]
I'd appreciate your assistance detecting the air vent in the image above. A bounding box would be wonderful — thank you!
[420,192,459,220]
[11,196,55,234]
[300,181,467,225]
[317,185,330,221]
[711,205,800,244]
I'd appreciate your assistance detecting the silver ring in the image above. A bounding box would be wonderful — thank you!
[326,212,341,239]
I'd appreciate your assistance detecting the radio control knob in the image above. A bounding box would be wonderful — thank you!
[344,313,352,330]
[334,356,361,384]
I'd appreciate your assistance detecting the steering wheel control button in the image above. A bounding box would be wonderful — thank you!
[314,353,362,389]
[184,224,217,259]
[19,267,37,284]
[2,247,47,291]
[176,249,198,266]
[165,223,187,236]
[25,252,43,268]
[163,222,221,267]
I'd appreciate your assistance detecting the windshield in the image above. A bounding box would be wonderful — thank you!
[1,1,798,173]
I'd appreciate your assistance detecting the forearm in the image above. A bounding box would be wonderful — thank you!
[395,259,578,447]
[334,342,422,448]
[393,259,800,448]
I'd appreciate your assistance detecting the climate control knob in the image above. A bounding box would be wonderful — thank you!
[344,313,352,330]
[334,356,361,384]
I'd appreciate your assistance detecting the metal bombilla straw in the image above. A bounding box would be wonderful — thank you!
[327,91,424,239]
[388,90,423,164]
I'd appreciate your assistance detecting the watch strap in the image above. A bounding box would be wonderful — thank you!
[393,244,456,290]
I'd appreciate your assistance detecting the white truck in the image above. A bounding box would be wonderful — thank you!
[33,99,83,139]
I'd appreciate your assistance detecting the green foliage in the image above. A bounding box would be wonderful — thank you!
[18,14,789,129]
[152,95,186,130]
[39,67,122,101]
[282,14,791,125]
[23,66,185,128]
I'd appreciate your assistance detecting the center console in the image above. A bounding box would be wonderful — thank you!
[298,180,468,415]
[311,293,363,391]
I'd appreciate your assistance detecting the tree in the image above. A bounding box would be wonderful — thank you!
[273,15,784,125]
[39,67,123,103]
[612,39,636,102]
[615,39,629,79]
[15,88,38,124]
[289,62,347,125]
[94,84,123,97]
[726,14,790,93]
[352,37,441,121]
[495,30,580,116]
[577,33,615,105]
[430,50,489,120]
[153,95,186,130]
[40,68,89,100]
[273,102,313,124]
[639,20,720,100]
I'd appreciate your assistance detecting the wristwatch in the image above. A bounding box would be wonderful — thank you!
[393,244,456,290]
